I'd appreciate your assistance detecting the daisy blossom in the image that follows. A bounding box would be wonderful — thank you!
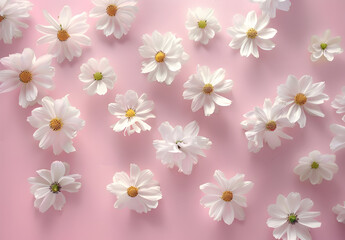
[329,124,345,152]
[200,171,254,225]
[333,202,345,224]
[27,95,85,155]
[242,98,294,153]
[294,150,338,185]
[185,8,221,45]
[0,48,55,108]
[183,65,233,116]
[228,11,277,58]
[106,163,162,213]
[36,5,91,63]
[267,192,321,240]
[250,0,291,18]
[153,121,212,175]
[0,0,33,44]
[108,90,155,135]
[28,161,81,213]
[308,29,343,62]
[89,0,138,39]
[331,86,345,122]
[277,75,329,128]
[139,31,189,85]
[79,57,116,95]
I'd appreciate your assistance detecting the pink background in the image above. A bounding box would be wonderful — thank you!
[1,0,345,239]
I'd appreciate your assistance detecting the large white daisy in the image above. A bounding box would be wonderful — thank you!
[250,0,291,18]
[331,86,345,122]
[333,202,345,224]
[329,124,345,152]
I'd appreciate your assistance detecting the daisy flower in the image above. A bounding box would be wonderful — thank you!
[242,98,294,153]
[89,0,138,39]
[0,48,55,108]
[267,192,321,240]
[0,0,33,44]
[185,8,221,45]
[108,90,155,135]
[228,11,277,58]
[308,29,343,62]
[27,95,85,155]
[79,57,116,95]
[153,121,212,175]
[139,31,189,85]
[200,171,254,225]
[36,5,91,63]
[250,0,291,18]
[294,150,338,185]
[329,124,345,152]
[183,65,233,116]
[333,202,345,224]
[277,75,329,128]
[331,86,345,122]
[106,163,162,213]
[28,161,81,213]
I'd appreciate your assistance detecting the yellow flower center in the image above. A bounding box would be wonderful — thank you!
[320,43,328,50]
[49,118,63,131]
[266,120,277,131]
[106,4,118,16]
[19,70,32,83]
[198,20,207,29]
[203,83,214,94]
[125,109,136,118]
[288,213,298,224]
[247,28,257,39]
[50,182,61,193]
[155,51,165,62]
[311,161,319,169]
[93,72,103,81]
[127,186,138,197]
[57,29,70,41]
[221,191,233,202]
[0,15,4,22]
[294,93,307,105]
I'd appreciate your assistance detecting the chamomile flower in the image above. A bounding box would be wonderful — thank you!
[250,0,291,18]
[331,86,345,122]
[36,5,91,63]
[139,31,189,85]
[183,65,233,116]
[329,124,345,152]
[185,8,221,45]
[333,202,345,224]
[0,48,55,108]
[108,90,155,135]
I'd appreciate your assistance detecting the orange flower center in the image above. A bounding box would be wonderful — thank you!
[57,29,70,41]
[127,186,138,197]
[125,109,136,118]
[19,71,32,83]
[247,28,257,39]
[0,15,4,22]
[203,83,214,94]
[155,51,165,62]
[294,93,307,105]
[49,118,63,131]
[106,4,118,16]
[221,191,233,202]
[266,120,277,131]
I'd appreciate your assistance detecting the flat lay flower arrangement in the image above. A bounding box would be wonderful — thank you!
[1,0,345,239]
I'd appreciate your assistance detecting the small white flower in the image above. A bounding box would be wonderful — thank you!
[89,0,137,39]
[153,121,212,175]
[139,31,189,85]
[329,124,345,152]
[250,0,291,18]
[28,161,81,213]
[185,8,221,45]
[308,29,343,62]
[333,202,345,224]
[106,163,162,213]
[331,86,345,122]
[200,171,253,225]
[36,5,91,63]
[108,90,155,135]
[0,0,33,44]
[294,150,338,185]
[267,192,321,240]
[0,48,55,108]
[277,75,329,128]
[228,11,277,58]
[183,65,233,116]
[79,58,116,95]
[27,95,85,155]
[242,98,294,153]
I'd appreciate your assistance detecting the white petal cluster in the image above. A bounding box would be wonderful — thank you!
[333,202,345,224]
[251,0,291,18]
[329,124,345,152]
[331,86,345,122]
[309,30,343,62]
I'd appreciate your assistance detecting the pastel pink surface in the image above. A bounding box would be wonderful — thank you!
[1,0,345,239]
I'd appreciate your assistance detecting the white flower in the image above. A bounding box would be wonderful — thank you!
[242,98,294,153]
[331,86,345,122]
[267,192,321,240]
[250,0,291,18]
[308,29,343,62]
[185,8,221,45]
[79,58,116,95]
[108,90,155,135]
[0,0,33,44]
[106,163,162,213]
[139,31,189,85]
[153,121,212,175]
[294,150,338,185]
[277,75,329,128]
[333,202,345,224]
[200,171,253,225]
[28,161,81,213]
[183,65,233,116]
[27,95,85,155]
[0,48,55,108]
[228,11,277,58]
[89,0,138,39]
[329,124,345,152]
[36,5,91,63]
